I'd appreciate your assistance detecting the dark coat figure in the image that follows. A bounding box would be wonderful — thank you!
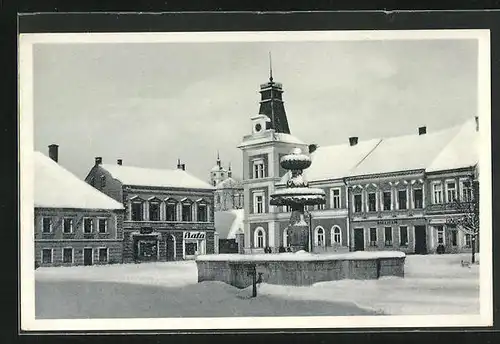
[278,246,286,253]
[286,247,292,252]
[436,244,445,254]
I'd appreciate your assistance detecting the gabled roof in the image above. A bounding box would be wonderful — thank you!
[214,209,244,240]
[100,164,215,190]
[348,124,461,178]
[426,118,479,173]
[304,138,382,182]
[35,152,124,210]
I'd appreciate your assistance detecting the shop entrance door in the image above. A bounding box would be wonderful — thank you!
[166,235,175,261]
[414,225,428,254]
[83,248,93,266]
[354,228,365,251]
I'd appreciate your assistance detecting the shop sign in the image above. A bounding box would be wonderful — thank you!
[376,220,398,225]
[184,231,206,240]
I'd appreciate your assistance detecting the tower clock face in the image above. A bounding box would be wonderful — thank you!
[255,123,262,132]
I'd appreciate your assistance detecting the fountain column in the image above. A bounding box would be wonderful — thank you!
[270,148,326,252]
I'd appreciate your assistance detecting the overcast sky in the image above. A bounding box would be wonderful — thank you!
[33,38,478,181]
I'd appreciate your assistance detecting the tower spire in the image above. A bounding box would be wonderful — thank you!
[216,150,221,167]
[269,51,273,82]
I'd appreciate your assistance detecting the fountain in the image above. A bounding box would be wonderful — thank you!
[196,147,406,289]
[269,147,326,252]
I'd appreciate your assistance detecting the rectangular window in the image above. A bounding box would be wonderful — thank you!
[197,204,208,222]
[42,217,52,233]
[98,248,108,263]
[368,193,377,212]
[354,194,362,213]
[413,189,423,209]
[316,203,325,210]
[149,202,160,221]
[63,218,73,234]
[446,180,457,203]
[255,195,264,214]
[461,180,473,202]
[62,248,73,263]
[331,189,341,209]
[398,190,407,210]
[384,227,393,246]
[166,202,177,221]
[83,218,93,233]
[253,159,265,179]
[399,226,408,246]
[98,218,107,233]
[465,234,472,247]
[182,203,192,221]
[451,229,458,246]
[42,249,52,264]
[369,228,377,246]
[437,225,444,244]
[131,202,143,221]
[433,182,443,204]
[383,191,392,211]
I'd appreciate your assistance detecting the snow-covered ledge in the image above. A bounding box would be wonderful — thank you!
[196,251,406,288]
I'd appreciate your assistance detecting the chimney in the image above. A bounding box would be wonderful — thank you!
[475,116,479,132]
[181,163,186,171]
[177,158,182,169]
[95,157,102,165]
[349,137,358,146]
[418,126,427,135]
[308,144,318,154]
[117,159,123,165]
[48,144,59,163]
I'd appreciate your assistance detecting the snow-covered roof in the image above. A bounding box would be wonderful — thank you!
[348,124,461,177]
[216,177,243,190]
[304,138,382,182]
[426,118,479,173]
[214,209,244,240]
[35,152,124,210]
[100,164,215,190]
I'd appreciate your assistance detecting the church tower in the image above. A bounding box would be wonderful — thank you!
[209,151,228,187]
[238,56,308,253]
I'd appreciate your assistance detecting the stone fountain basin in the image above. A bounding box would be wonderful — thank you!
[196,251,405,289]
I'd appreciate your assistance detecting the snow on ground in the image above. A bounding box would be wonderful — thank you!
[35,253,479,318]
[258,253,480,315]
[197,250,406,261]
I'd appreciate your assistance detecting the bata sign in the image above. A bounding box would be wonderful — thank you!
[184,232,206,240]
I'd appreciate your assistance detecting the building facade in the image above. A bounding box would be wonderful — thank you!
[35,146,125,267]
[239,70,480,255]
[85,158,216,262]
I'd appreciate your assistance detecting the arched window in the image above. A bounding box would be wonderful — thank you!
[254,227,265,248]
[331,226,342,245]
[283,228,289,247]
[314,226,325,247]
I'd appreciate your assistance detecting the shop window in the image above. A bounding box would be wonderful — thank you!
[63,218,73,234]
[413,189,423,209]
[384,227,393,246]
[354,194,362,213]
[399,226,408,246]
[63,248,73,263]
[42,249,52,264]
[369,228,377,246]
[98,247,109,263]
[368,192,377,212]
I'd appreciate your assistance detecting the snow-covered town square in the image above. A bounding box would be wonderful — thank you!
[35,253,479,318]
[20,29,492,330]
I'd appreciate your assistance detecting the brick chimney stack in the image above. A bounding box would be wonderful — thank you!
[418,126,427,135]
[95,157,102,165]
[117,159,123,165]
[48,144,59,163]
[349,137,358,146]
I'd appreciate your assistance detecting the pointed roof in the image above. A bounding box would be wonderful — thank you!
[100,164,215,190]
[35,152,124,210]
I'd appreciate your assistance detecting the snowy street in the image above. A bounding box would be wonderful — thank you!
[35,253,479,318]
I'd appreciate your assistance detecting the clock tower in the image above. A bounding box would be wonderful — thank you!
[238,61,308,253]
